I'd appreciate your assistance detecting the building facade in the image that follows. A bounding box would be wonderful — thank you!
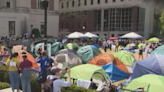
[0,0,59,37]
[59,0,155,38]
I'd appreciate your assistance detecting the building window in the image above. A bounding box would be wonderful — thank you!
[111,34,114,37]
[91,0,93,5]
[61,23,64,28]
[113,0,116,2]
[105,0,108,3]
[94,10,101,31]
[67,1,69,8]
[137,8,145,32]
[9,21,15,35]
[97,0,100,4]
[61,3,64,8]
[72,0,75,7]
[78,0,81,6]
[40,22,44,34]
[66,23,69,28]
[78,23,80,28]
[84,0,87,5]
[121,0,124,1]
[72,24,74,29]
[104,9,109,31]
[37,0,44,9]
[6,2,10,8]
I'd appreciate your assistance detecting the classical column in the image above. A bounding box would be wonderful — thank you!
[101,9,104,32]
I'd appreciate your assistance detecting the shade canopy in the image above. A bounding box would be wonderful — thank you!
[120,32,142,39]
[148,37,159,43]
[77,45,101,64]
[67,32,85,38]
[84,32,99,38]
[113,51,134,66]
[101,63,130,82]
[108,37,117,40]
[125,74,164,92]
[65,64,110,82]
[131,54,164,80]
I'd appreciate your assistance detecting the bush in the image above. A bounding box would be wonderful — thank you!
[61,85,95,92]
[0,70,9,83]
[0,82,10,90]
[30,76,41,92]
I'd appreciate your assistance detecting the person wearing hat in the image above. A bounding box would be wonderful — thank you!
[19,52,32,92]
[47,67,72,92]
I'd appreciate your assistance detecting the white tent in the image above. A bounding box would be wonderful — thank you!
[67,32,85,38]
[54,49,82,68]
[84,32,99,38]
[120,32,142,39]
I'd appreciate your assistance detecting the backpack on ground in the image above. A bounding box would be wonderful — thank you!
[43,78,58,92]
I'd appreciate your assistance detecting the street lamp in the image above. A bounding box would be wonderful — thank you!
[42,0,49,38]
[82,26,85,30]
[42,0,49,51]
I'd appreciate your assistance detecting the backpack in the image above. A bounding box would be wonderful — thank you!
[36,72,47,84]
[43,78,58,92]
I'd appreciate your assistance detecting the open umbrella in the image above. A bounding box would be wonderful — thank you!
[67,32,85,38]
[120,32,142,39]
[108,37,117,40]
[84,32,99,38]
[147,37,159,43]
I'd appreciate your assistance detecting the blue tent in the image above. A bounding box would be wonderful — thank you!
[131,54,164,80]
[101,63,130,82]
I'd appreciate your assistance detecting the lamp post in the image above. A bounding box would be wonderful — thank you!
[42,0,49,51]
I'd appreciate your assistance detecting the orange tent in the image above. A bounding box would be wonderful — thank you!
[17,50,38,68]
[88,53,129,73]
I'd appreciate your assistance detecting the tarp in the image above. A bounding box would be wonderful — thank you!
[125,74,164,92]
[77,45,101,64]
[113,51,134,66]
[120,32,142,39]
[51,42,65,55]
[54,49,82,68]
[131,54,164,79]
[151,44,164,55]
[88,53,129,73]
[16,50,38,68]
[65,64,110,82]
[101,63,130,82]
[66,43,79,50]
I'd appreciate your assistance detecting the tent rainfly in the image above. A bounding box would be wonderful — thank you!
[120,32,142,39]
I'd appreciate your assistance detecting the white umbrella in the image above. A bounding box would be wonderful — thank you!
[67,32,85,38]
[84,32,99,38]
[120,32,142,39]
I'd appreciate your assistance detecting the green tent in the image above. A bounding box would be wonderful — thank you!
[51,42,65,55]
[124,74,164,92]
[66,43,79,50]
[147,37,159,43]
[77,45,101,64]
[151,44,164,55]
[65,64,110,81]
[113,51,134,66]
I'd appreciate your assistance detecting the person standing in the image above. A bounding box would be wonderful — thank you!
[6,53,20,92]
[19,52,32,92]
[103,40,108,52]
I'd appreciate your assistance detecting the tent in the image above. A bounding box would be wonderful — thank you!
[34,38,54,45]
[151,44,164,55]
[101,63,130,82]
[147,37,159,43]
[51,42,65,55]
[131,54,164,79]
[67,32,85,38]
[120,32,142,39]
[124,74,164,92]
[84,32,99,38]
[66,43,79,50]
[16,50,38,68]
[77,45,101,64]
[88,53,129,73]
[54,49,82,68]
[113,51,134,66]
[65,64,110,82]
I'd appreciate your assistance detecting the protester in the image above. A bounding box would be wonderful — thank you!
[46,67,72,92]
[138,46,143,60]
[103,40,108,52]
[6,53,20,92]
[19,52,32,92]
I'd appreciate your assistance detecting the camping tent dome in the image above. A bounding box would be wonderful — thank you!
[131,54,164,80]
[54,49,82,68]
[65,64,110,83]
[77,45,101,64]
[101,63,130,82]
[51,42,65,55]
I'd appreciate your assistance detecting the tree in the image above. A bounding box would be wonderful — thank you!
[159,11,164,37]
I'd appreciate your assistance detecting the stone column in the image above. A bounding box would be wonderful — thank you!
[101,9,104,32]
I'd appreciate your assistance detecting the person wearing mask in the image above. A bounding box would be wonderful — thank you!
[36,51,54,92]
[19,52,32,92]
[6,53,20,92]
[47,67,72,92]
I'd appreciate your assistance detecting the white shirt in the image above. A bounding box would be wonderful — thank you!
[47,75,72,92]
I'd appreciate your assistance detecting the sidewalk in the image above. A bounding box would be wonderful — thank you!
[0,88,22,92]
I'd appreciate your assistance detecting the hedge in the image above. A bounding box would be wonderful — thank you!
[0,82,10,90]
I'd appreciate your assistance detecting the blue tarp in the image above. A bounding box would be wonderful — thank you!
[101,63,130,82]
[131,54,164,80]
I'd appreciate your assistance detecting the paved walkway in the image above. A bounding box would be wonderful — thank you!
[0,88,22,92]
